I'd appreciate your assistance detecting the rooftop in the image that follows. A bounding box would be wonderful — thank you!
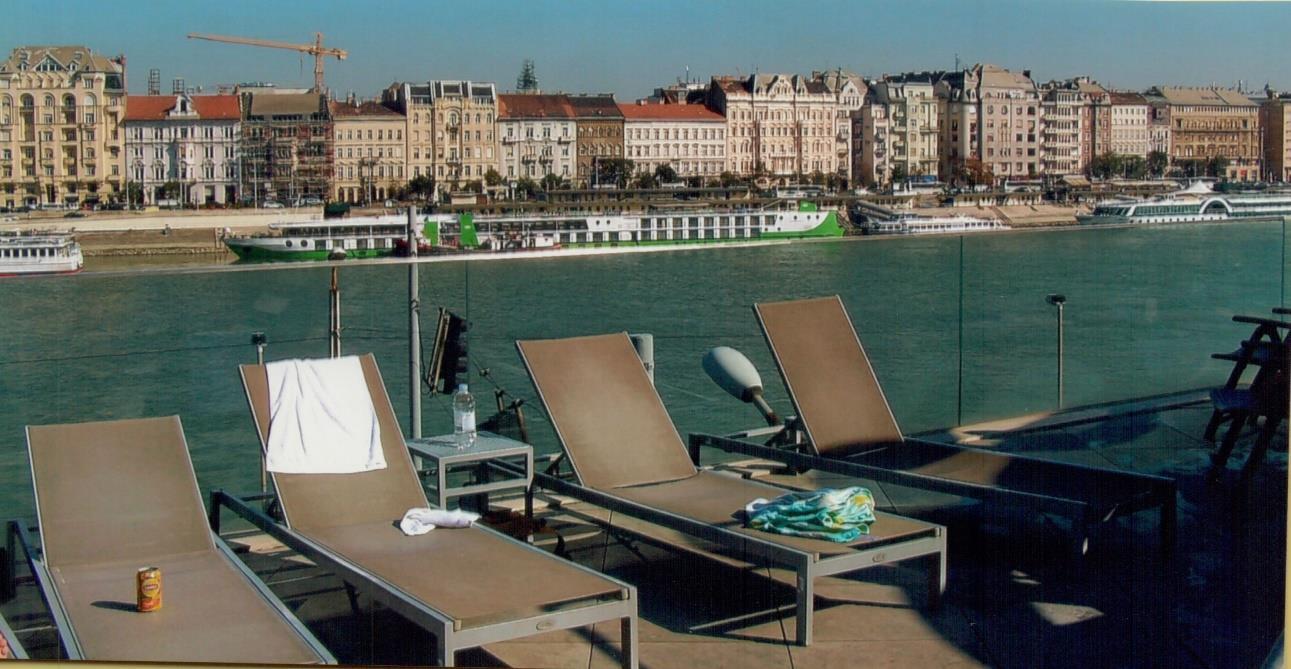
[0,46,121,75]
[329,99,403,118]
[124,94,241,122]
[1152,86,1257,107]
[246,92,326,118]
[498,93,576,119]
[617,102,723,121]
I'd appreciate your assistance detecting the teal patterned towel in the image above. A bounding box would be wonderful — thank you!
[744,486,877,543]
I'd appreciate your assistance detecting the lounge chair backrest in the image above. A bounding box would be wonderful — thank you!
[517,333,698,490]
[240,354,428,533]
[27,416,216,568]
[755,296,905,456]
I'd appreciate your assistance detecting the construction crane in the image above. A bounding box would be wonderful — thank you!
[187,32,347,94]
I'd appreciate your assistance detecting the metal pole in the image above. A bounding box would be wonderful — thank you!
[408,207,422,442]
[252,332,268,496]
[329,267,341,357]
[1047,293,1067,409]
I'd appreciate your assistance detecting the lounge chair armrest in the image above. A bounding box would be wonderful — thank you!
[1232,315,1291,330]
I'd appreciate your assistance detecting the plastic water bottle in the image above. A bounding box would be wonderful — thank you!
[452,383,477,449]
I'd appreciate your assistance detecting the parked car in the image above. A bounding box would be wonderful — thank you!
[299,196,323,206]
[262,201,285,209]
[63,211,86,218]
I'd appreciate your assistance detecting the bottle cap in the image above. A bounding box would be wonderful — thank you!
[458,383,468,392]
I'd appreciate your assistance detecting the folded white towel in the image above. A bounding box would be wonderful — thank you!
[399,507,480,536]
[265,356,387,474]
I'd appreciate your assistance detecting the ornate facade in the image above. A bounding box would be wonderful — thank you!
[123,94,241,205]
[868,76,939,182]
[1261,92,1291,182]
[1108,92,1151,159]
[937,64,1042,184]
[707,74,841,180]
[497,94,576,182]
[0,46,126,208]
[569,95,623,186]
[619,102,725,179]
[1148,86,1260,180]
[330,99,405,204]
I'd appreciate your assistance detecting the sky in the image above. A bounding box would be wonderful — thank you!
[4,0,1291,100]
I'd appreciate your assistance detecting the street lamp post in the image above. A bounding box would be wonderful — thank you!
[1046,293,1067,409]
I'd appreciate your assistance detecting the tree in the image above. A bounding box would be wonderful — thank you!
[654,163,678,184]
[1206,155,1230,179]
[404,174,436,201]
[1146,150,1168,178]
[718,171,743,188]
[889,163,908,187]
[484,168,504,187]
[161,180,181,200]
[516,59,538,93]
[1121,155,1147,180]
[514,177,539,199]
[633,171,658,189]
[124,180,143,207]
[540,173,566,191]
[1089,152,1123,180]
[465,179,484,194]
[962,158,994,187]
[595,158,635,188]
[807,170,826,186]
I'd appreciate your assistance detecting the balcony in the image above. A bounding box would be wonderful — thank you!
[0,222,1286,669]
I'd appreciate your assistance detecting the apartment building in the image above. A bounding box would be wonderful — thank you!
[239,90,332,204]
[330,99,405,204]
[497,94,576,181]
[123,93,241,205]
[853,99,889,187]
[1261,91,1291,182]
[1148,86,1260,180]
[813,70,866,184]
[568,95,623,186]
[707,73,841,180]
[869,76,939,182]
[619,102,725,179]
[936,64,1042,184]
[1108,92,1151,159]
[0,46,126,208]
[1039,81,1082,175]
[382,82,432,181]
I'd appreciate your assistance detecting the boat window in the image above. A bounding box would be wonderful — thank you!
[285,240,293,248]
[301,240,310,247]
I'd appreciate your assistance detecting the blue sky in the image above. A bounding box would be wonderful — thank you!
[4,0,1290,99]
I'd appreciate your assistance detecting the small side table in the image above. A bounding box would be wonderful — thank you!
[406,432,534,510]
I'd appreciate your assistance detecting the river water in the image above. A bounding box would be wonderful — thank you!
[0,221,1286,519]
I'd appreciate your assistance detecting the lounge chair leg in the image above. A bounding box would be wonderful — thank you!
[621,614,638,669]
[1240,416,1281,483]
[795,568,813,646]
[342,581,361,616]
[1160,489,1176,563]
[929,531,947,609]
[436,638,456,667]
[1209,417,1244,471]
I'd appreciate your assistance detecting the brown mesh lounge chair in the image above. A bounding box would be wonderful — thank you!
[25,416,334,663]
[235,354,638,668]
[692,296,1177,557]
[516,333,947,647]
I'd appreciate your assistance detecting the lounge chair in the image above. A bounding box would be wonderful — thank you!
[234,354,638,668]
[691,296,1177,557]
[24,416,334,663]
[516,333,947,647]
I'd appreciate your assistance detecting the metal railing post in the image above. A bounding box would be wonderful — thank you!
[1046,294,1066,409]
[251,332,268,496]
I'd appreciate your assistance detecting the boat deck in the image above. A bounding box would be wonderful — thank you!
[2,394,1283,667]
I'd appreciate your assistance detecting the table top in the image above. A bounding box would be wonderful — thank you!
[408,431,532,461]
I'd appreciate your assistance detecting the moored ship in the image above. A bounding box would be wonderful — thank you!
[1077,191,1291,226]
[0,231,83,276]
[226,203,844,261]
[865,214,1008,235]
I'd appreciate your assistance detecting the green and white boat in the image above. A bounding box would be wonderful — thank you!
[422,201,844,251]
[226,203,844,261]
[224,217,412,261]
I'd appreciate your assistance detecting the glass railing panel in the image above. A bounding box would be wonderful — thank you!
[458,236,964,456]
[959,218,1287,424]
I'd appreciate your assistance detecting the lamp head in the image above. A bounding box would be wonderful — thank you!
[1046,293,1066,306]
[702,346,763,403]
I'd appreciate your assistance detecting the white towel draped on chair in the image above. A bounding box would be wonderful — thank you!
[266,356,387,474]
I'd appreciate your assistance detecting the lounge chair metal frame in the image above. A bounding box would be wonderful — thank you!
[0,611,27,660]
[210,489,638,667]
[691,296,1178,558]
[237,355,638,668]
[524,468,946,647]
[516,334,947,647]
[13,421,336,664]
